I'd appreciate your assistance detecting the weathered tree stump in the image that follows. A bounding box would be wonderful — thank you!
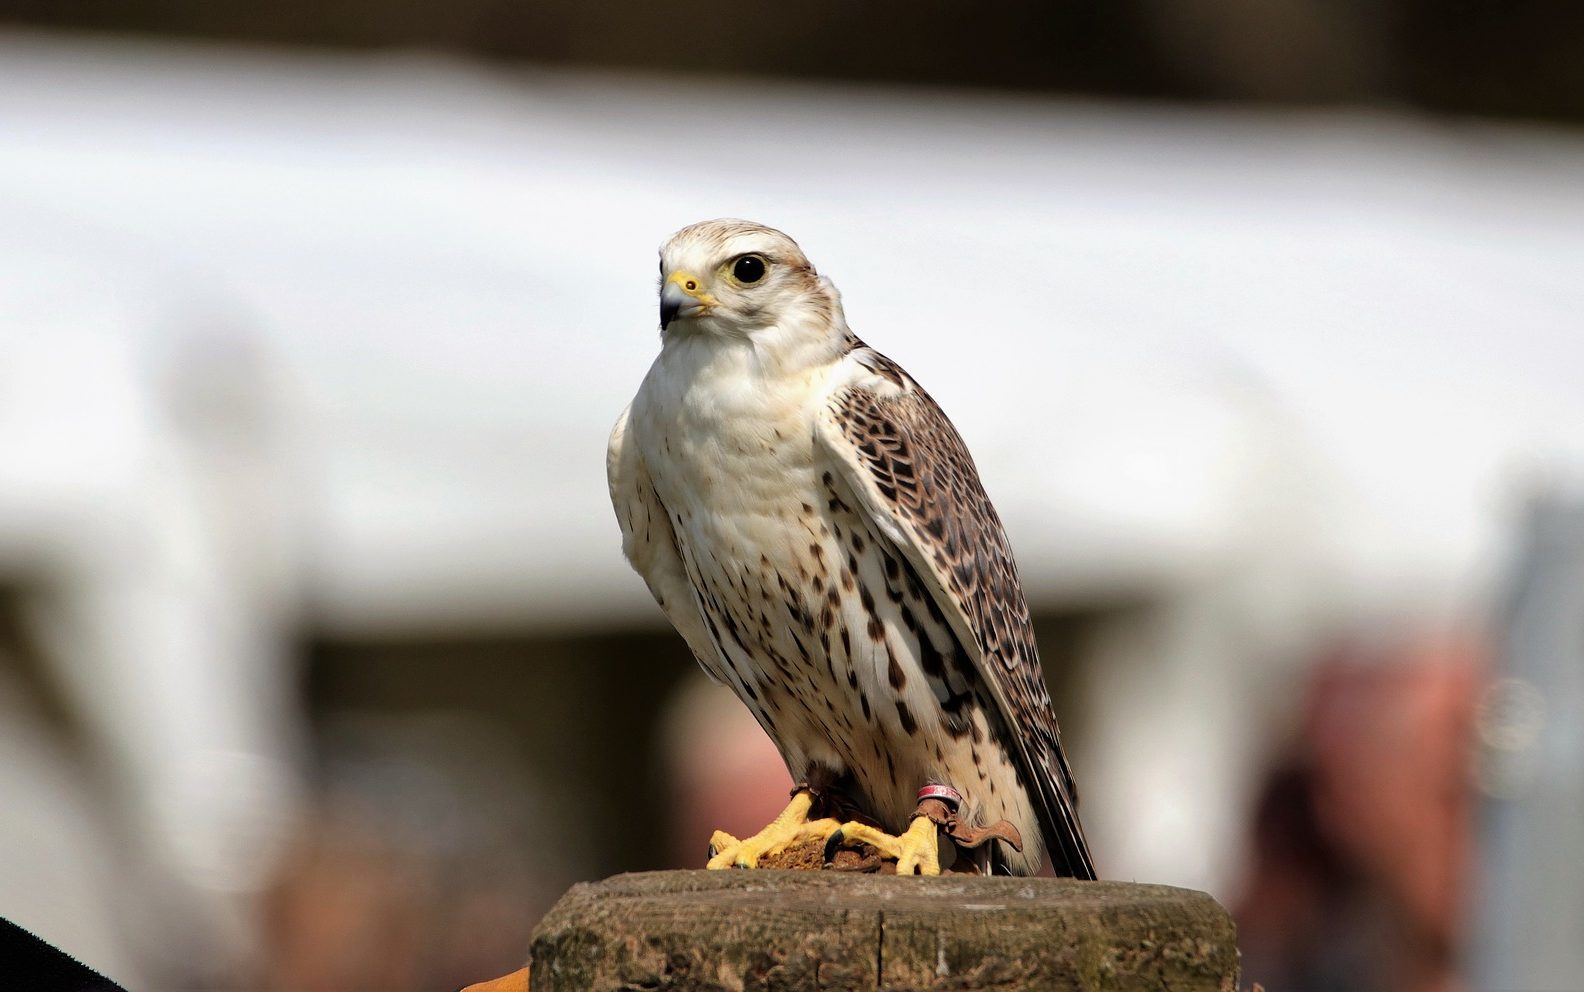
[530,870,1238,991]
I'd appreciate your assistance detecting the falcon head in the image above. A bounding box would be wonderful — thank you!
[658,219,846,345]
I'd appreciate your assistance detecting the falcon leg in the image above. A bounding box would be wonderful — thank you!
[822,815,942,876]
[822,785,1022,876]
[706,790,842,870]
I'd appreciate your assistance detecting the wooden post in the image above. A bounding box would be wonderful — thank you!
[530,870,1239,991]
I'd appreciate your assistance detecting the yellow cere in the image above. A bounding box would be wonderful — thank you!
[665,271,717,304]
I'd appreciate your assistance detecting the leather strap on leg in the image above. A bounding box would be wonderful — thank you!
[912,786,1024,854]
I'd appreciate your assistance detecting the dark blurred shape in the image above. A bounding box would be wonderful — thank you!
[1468,496,1584,990]
[306,630,695,880]
[1394,0,1584,122]
[262,810,429,992]
[260,714,550,992]
[0,917,127,992]
[2,0,1582,121]
[1236,635,1479,992]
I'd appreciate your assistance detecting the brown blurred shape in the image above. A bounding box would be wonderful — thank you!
[1236,634,1480,992]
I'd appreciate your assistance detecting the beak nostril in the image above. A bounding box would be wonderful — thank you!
[660,277,707,328]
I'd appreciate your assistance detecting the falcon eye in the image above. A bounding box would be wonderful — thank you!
[732,254,767,284]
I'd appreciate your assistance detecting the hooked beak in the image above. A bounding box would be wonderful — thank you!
[660,272,715,328]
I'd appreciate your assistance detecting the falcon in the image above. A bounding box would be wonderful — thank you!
[607,219,1094,878]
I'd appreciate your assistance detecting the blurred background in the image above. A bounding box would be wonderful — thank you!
[1,3,1581,990]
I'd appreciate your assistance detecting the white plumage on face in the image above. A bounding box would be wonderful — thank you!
[657,219,843,352]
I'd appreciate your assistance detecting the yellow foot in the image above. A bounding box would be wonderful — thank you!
[823,814,942,875]
[705,791,841,869]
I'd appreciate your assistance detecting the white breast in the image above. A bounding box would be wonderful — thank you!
[634,336,822,517]
[630,335,843,761]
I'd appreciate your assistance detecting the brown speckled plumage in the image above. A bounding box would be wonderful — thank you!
[609,219,1094,877]
[820,345,1094,879]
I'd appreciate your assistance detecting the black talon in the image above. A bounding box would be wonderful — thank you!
[822,828,847,865]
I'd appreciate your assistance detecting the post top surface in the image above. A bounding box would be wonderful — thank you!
[569,869,1220,915]
[532,870,1240,991]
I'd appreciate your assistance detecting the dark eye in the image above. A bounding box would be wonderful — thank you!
[733,255,767,284]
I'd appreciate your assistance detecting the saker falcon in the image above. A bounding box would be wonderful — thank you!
[608,219,1094,878]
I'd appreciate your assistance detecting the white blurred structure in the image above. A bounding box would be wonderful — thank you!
[1470,498,1584,991]
[2,28,1583,974]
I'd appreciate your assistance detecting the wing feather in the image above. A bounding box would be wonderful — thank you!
[815,348,1096,878]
